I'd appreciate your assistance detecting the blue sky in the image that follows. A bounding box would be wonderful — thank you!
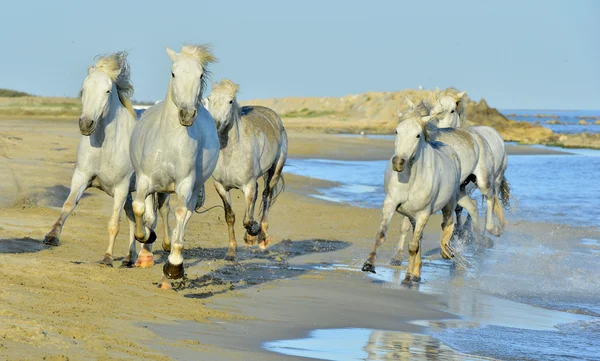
[0,0,597,109]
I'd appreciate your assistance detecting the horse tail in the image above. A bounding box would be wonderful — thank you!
[194,184,206,212]
[499,175,511,210]
[258,174,285,219]
[270,173,285,208]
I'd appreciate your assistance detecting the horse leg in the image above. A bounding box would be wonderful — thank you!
[457,194,481,246]
[100,181,130,267]
[214,181,237,261]
[157,193,172,252]
[121,194,137,268]
[132,177,156,244]
[160,184,196,290]
[403,213,429,285]
[43,170,90,246]
[135,194,159,268]
[440,204,457,259]
[362,196,397,273]
[390,215,413,266]
[242,181,260,246]
[257,152,286,250]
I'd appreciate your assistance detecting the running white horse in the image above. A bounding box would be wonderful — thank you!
[361,101,462,285]
[43,52,165,267]
[386,97,496,266]
[130,44,219,289]
[431,88,510,236]
[204,79,287,261]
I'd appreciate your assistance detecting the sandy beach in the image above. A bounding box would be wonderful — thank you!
[0,118,594,360]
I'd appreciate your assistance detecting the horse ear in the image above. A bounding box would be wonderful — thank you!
[87,66,94,75]
[404,96,414,108]
[165,47,178,62]
[456,90,467,99]
[435,87,441,98]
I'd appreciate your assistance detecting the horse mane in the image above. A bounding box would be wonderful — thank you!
[93,51,136,117]
[181,44,217,98]
[398,100,431,142]
[438,87,467,127]
[213,79,240,96]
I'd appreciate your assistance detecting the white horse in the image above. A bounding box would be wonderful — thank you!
[43,52,162,267]
[386,97,496,266]
[431,88,510,235]
[205,79,287,261]
[130,44,219,289]
[362,101,462,285]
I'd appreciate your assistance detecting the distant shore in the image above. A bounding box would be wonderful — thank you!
[3,91,600,150]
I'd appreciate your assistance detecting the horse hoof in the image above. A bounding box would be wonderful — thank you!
[246,222,261,237]
[487,225,501,237]
[136,230,157,244]
[99,254,113,267]
[43,235,59,246]
[244,233,257,246]
[224,254,236,262]
[135,250,154,268]
[402,273,421,286]
[162,241,171,252]
[441,250,453,260]
[121,259,135,268]
[163,260,185,280]
[258,236,271,250]
[361,262,376,274]
[390,258,403,266]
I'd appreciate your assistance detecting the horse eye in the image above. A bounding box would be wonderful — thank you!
[395,130,398,135]
[416,134,421,138]
[171,72,175,78]
[451,110,455,114]
[106,90,110,94]
[229,100,233,104]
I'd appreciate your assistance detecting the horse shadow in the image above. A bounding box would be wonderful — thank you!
[0,237,51,254]
[180,239,351,299]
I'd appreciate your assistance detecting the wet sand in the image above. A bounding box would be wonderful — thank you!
[0,118,585,360]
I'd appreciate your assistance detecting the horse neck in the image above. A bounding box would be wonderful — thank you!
[162,80,183,128]
[218,102,243,150]
[409,141,431,180]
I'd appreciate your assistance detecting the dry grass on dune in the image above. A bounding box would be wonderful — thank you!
[0,96,81,118]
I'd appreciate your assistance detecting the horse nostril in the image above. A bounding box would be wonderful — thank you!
[192,109,197,119]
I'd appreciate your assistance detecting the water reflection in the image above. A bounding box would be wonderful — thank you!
[264,328,491,361]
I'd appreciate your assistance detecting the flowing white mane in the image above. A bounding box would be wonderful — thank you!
[180,44,217,97]
[92,52,135,117]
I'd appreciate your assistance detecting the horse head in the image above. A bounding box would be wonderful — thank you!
[166,44,216,126]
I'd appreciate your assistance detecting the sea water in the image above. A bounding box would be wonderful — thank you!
[501,109,600,134]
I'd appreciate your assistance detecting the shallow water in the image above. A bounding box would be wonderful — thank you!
[501,109,600,134]
[265,327,493,361]
[268,240,600,361]
[285,146,600,227]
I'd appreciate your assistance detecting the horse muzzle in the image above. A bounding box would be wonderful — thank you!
[391,156,406,172]
[78,117,96,136]
[178,108,197,127]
